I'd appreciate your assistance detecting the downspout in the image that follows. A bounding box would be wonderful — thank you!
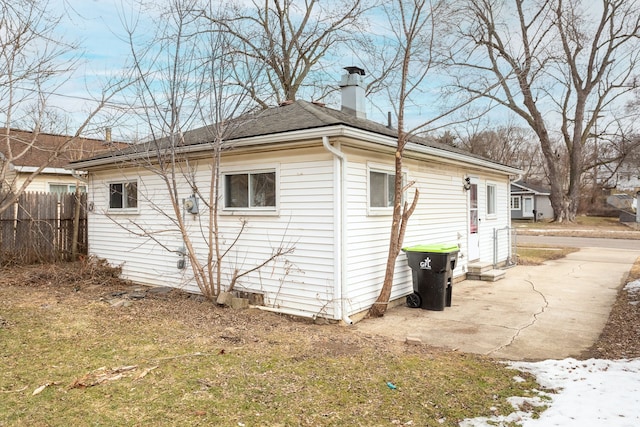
[322,136,353,325]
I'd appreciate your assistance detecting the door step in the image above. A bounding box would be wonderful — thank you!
[467,262,492,275]
[467,262,505,282]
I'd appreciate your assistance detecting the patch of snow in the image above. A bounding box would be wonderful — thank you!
[463,277,640,426]
[461,358,640,427]
[624,279,640,293]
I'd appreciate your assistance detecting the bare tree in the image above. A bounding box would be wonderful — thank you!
[452,118,544,177]
[116,0,293,300]
[366,0,468,318]
[448,0,640,222]
[583,125,640,191]
[0,0,124,215]
[198,0,374,108]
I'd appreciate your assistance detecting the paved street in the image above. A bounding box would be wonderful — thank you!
[516,234,640,250]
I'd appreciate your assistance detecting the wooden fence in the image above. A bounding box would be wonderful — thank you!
[0,192,87,265]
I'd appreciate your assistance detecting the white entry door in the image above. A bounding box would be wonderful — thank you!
[468,180,480,261]
[523,196,534,218]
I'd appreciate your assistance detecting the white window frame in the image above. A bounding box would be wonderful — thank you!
[49,183,87,194]
[486,183,497,217]
[510,195,521,210]
[107,180,139,213]
[367,163,407,216]
[221,166,279,215]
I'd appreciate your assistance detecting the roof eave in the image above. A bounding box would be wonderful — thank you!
[70,124,522,176]
[13,166,75,175]
[339,127,522,175]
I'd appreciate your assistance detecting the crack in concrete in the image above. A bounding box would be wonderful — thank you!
[486,278,549,356]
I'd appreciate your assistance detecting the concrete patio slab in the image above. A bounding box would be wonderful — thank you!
[355,247,640,360]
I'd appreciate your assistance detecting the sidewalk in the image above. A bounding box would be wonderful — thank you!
[355,247,640,360]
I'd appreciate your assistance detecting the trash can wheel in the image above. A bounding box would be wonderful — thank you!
[406,292,421,308]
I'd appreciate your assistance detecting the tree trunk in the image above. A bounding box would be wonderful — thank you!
[369,143,419,318]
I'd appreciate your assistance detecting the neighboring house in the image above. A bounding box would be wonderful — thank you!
[0,128,121,195]
[510,180,553,220]
[70,67,521,323]
[604,163,640,193]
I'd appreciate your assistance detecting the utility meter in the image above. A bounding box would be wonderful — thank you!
[184,195,199,214]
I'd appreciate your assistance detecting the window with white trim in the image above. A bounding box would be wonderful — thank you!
[224,170,276,209]
[49,183,86,195]
[486,183,497,216]
[109,181,138,210]
[510,195,521,210]
[369,170,396,208]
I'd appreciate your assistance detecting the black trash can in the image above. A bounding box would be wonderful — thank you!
[402,243,459,311]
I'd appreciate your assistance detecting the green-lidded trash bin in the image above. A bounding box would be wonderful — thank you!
[402,243,459,311]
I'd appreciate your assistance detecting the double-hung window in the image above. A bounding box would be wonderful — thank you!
[109,181,138,210]
[224,170,276,210]
[486,183,497,216]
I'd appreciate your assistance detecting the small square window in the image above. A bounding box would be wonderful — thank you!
[370,170,400,208]
[370,171,392,208]
[224,171,276,209]
[109,181,137,209]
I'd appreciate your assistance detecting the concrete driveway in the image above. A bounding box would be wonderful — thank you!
[355,247,640,360]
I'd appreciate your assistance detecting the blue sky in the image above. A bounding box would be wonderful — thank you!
[45,1,135,139]
[48,0,452,141]
[37,0,638,145]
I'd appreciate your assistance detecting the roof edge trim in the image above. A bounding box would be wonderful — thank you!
[70,125,522,175]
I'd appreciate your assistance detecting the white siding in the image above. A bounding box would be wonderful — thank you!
[86,141,515,321]
[343,154,471,314]
[1,165,15,192]
[15,172,81,193]
[87,149,338,319]
[88,168,190,289]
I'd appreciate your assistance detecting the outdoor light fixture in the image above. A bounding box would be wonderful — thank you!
[463,177,471,191]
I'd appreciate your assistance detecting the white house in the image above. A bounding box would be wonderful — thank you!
[605,163,640,193]
[70,68,521,323]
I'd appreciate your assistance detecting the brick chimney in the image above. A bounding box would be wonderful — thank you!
[340,66,366,119]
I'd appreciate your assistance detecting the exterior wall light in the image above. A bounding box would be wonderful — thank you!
[463,177,472,191]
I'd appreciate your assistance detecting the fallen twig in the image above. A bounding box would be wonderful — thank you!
[69,365,138,389]
[1,385,28,394]
[134,365,158,381]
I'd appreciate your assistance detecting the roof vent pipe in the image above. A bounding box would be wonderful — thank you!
[340,66,366,119]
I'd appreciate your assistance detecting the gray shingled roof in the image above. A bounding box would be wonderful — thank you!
[511,180,551,195]
[157,100,402,146]
[184,100,476,156]
[227,99,398,139]
[72,100,511,168]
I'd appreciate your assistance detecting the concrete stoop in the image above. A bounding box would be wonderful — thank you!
[467,262,506,282]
